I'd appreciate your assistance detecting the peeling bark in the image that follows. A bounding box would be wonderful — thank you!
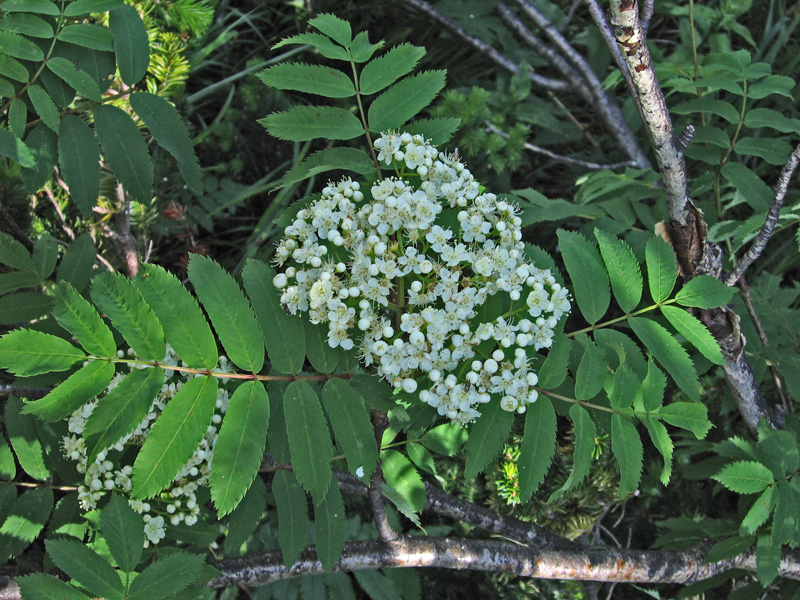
[211,536,800,588]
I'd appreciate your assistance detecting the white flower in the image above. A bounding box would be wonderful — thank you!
[144,516,166,544]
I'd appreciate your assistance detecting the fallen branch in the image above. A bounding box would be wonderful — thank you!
[211,535,800,588]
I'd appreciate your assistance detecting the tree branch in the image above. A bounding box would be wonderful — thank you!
[509,0,651,167]
[211,536,800,589]
[402,0,570,92]
[724,142,800,286]
[486,122,638,170]
[608,0,780,434]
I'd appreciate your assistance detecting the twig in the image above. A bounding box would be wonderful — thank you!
[113,183,140,278]
[486,122,638,170]
[402,0,570,92]
[0,384,51,399]
[369,411,399,543]
[640,0,655,34]
[724,143,800,286]
[496,2,592,100]
[561,0,583,31]
[42,184,75,241]
[735,276,790,410]
[210,537,800,588]
[510,0,651,167]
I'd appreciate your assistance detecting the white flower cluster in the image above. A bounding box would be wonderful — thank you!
[63,346,231,546]
[273,133,570,424]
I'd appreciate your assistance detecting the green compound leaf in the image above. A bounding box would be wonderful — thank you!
[405,117,461,145]
[674,275,736,309]
[0,328,85,377]
[8,98,26,137]
[550,404,596,501]
[135,263,218,370]
[518,396,556,501]
[359,43,426,95]
[756,534,781,586]
[260,106,364,142]
[64,0,124,16]
[660,305,725,365]
[53,281,116,357]
[304,320,345,373]
[46,57,102,102]
[241,260,305,375]
[735,137,793,165]
[645,236,677,304]
[45,538,122,600]
[93,104,153,202]
[109,4,150,85]
[0,271,41,295]
[643,416,673,485]
[188,254,264,373]
[772,482,800,546]
[744,107,800,134]
[57,23,114,51]
[574,335,608,401]
[714,460,775,494]
[0,487,53,565]
[272,469,309,568]
[58,115,100,215]
[611,413,643,497]
[276,147,375,190]
[16,574,91,600]
[132,375,217,499]
[21,360,115,422]
[100,493,144,573]
[641,359,666,412]
[4,396,51,481]
[557,229,610,324]
[129,92,203,195]
[381,449,427,513]
[322,378,378,480]
[259,63,355,98]
[656,402,712,439]
[705,534,755,564]
[0,435,16,480]
[127,551,205,600]
[0,126,34,166]
[272,32,349,61]
[309,13,352,47]
[0,0,60,14]
[314,479,346,571]
[0,290,52,324]
[720,162,772,212]
[0,14,54,38]
[32,233,58,279]
[464,399,514,480]
[0,31,44,61]
[350,31,383,63]
[595,229,642,313]
[353,570,402,600]
[537,331,571,389]
[223,477,266,555]
[211,380,270,517]
[0,231,35,272]
[0,54,30,83]
[629,317,700,401]
[57,234,96,292]
[609,364,639,411]
[420,423,467,457]
[368,70,446,132]
[84,366,164,464]
[284,380,333,504]
[672,97,739,124]
[740,487,776,536]
[91,271,165,361]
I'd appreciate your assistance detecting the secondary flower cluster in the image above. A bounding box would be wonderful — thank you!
[273,132,570,424]
[63,346,232,546]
